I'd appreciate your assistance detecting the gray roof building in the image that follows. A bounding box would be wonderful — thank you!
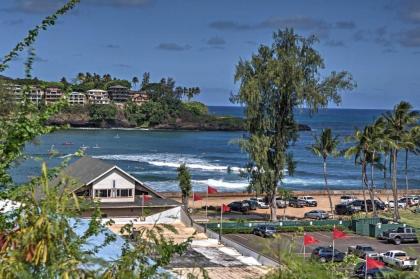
[56,157,179,217]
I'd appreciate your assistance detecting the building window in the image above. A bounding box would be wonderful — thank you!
[95,189,111,198]
[116,189,133,197]
[94,188,132,198]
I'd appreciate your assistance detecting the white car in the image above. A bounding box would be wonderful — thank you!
[250,197,269,209]
[388,200,405,208]
[340,195,357,204]
[407,195,419,206]
[299,196,318,207]
[380,250,417,270]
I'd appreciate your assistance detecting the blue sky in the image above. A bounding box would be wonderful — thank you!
[1,0,420,108]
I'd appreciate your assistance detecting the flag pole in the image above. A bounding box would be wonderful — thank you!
[206,188,208,219]
[303,232,306,261]
[332,225,335,262]
[141,194,144,218]
[365,254,368,279]
[192,188,195,211]
[219,204,223,243]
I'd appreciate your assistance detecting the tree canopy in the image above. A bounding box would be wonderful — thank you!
[232,29,355,220]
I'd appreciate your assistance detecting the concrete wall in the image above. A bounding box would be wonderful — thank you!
[102,206,181,225]
[92,170,135,203]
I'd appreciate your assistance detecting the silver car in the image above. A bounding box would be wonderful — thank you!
[304,210,329,220]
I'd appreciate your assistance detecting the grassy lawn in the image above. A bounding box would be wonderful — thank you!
[381,209,420,228]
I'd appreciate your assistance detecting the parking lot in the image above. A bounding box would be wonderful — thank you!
[225,232,420,262]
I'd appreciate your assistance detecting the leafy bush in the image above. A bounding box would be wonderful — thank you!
[89,104,117,122]
[182,101,208,116]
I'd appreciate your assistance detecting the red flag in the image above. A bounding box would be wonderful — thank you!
[208,186,218,194]
[366,256,384,270]
[193,193,203,201]
[332,228,347,239]
[143,195,152,202]
[303,234,319,246]
[222,204,230,213]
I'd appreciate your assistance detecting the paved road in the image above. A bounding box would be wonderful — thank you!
[225,232,420,262]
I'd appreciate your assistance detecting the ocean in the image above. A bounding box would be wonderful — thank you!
[10,107,420,192]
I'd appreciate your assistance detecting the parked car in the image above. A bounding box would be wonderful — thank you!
[350,199,366,211]
[353,262,395,279]
[252,225,276,238]
[228,201,250,213]
[250,197,269,209]
[348,244,379,259]
[288,197,306,208]
[244,200,257,210]
[335,203,357,215]
[304,210,329,220]
[380,227,418,245]
[340,195,357,204]
[387,200,405,208]
[398,197,415,207]
[407,195,419,206]
[300,196,317,207]
[311,246,345,263]
[365,200,386,211]
[380,250,417,270]
[275,197,288,208]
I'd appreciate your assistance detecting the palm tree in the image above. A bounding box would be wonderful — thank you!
[382,101,419,221]
[345,126,379,216]
[309,128,339,218]
[132,76,139,90]
[76,72,85,83]
[401,127,420,206]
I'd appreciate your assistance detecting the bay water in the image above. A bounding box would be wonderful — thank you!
[11,107,420,192]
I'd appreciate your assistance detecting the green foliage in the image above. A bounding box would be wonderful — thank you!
[182,101,208,116]
[71,72,131,92]
[126,101,168,127]
[177,163,192,209]
[89,104,117,122]
[0,163,114,277]
[231,29,355,220]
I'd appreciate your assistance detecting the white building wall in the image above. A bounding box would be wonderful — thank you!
[92,170,135,202]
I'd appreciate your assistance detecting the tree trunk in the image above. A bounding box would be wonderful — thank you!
[405,149,409,208]
[323,159,334,218]
[270,188,278,221]
[391,149,400,221]
[370,152,377,217]
[361,162,368,216]
[383,153,390,203]
[182,194,189,210]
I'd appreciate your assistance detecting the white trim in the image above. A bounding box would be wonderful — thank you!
[84,166,164,198]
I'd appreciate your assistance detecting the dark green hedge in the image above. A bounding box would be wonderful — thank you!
[218,225,349,235]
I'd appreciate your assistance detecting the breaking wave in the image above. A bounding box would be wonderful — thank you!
[93,154,242,173]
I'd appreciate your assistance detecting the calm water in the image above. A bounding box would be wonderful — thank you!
[10,107,420,192]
